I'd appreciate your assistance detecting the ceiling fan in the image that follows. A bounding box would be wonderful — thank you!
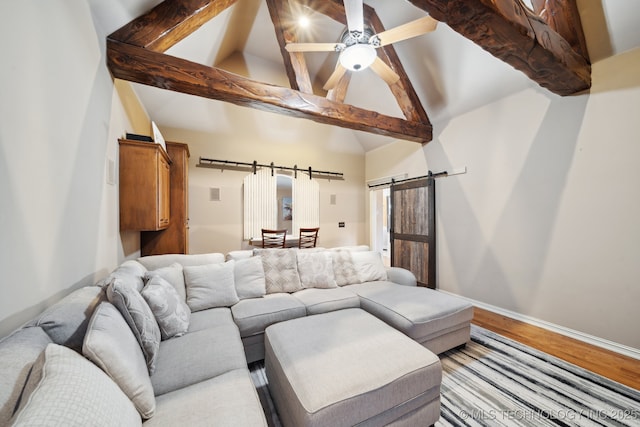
[285,0,438,91]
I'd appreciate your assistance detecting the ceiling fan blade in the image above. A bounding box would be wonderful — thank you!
[375,16,438,47]
[370,57,400,85]
[343,0,364,34]
[285,43,344,52]
[323,63,348,91]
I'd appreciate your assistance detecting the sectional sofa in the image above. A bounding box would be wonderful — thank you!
[0,246,473,426]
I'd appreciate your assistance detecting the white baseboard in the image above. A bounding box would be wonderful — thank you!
[440,291,640,361]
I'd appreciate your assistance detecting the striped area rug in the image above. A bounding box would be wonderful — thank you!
[249,325,640,427]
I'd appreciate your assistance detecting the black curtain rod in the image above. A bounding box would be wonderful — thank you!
[198,157,344,180]
[367,170,448,189]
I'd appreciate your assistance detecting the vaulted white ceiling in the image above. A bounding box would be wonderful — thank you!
[105,0,640,152]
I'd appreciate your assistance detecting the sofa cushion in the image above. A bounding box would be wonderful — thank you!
[138,253,225,270]
[82,302,155,419]
[183,261,240,311]
[234,256,266,300]
[187,307,234,333]
[292,288,360,315]
[141,276,190,340]
[150,325,247,396]
[225,250,254,262]
[255,248,302,293]
[96,260,147,291]
[11,343,141,427]
[27,286,107,352]
[144,263,186,302]
[106,278,160,374]
[331,249,360,286]
[145,369,267,427]
[296,251,338,289]
[0,327,52,425]
[231,294,306,338]
[351,251,388,282]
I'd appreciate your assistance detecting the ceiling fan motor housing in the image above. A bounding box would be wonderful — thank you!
[339,27,378,71]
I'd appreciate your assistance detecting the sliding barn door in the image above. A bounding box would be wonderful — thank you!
[390,177,436,288]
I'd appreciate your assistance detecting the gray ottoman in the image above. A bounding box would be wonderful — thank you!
[264,309,442,427]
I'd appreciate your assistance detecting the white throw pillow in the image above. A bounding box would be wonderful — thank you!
[82,302,156,419]
[297,251,338,289]
[183,261,240,311]
[11,344,141,427]
[254,248,302,293]
[332,249,361,286]
[141,276,190,340]
[233,256,266,299]
[351,251,388,283]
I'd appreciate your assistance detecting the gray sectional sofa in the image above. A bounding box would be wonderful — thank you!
[0,246,473,426]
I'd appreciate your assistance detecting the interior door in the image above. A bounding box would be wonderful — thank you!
[390,177,436,288]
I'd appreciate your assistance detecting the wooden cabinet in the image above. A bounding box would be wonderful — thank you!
[119,139,171,231]
[141,142,190,255]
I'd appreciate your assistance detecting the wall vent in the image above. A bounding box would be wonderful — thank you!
[210,187,221,201]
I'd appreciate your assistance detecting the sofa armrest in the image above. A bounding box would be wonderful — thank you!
[385,267,417,287]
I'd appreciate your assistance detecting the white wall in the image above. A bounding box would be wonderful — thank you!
[0,1,139,337]
[366,48,640,349]
[161,113,367,255]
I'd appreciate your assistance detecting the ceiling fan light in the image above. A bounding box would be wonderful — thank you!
[339,44,377,71]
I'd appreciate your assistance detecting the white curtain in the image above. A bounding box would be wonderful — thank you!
[243,168,277,240]
[292,174,320,235]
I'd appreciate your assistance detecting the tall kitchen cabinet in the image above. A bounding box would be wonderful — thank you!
[141,142,190,255]
[119,139,171,231]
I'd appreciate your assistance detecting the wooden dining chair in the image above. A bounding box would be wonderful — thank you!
[261,229,287,248]
[298,227,319,249]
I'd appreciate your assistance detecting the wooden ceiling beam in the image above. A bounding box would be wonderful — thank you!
[326,71,352,103]
[407,0,590,95]
[266,0,313,93]
[364,7,431,125]
[107,39,432,143]
[109,0,238,52]
[529,0,589,61]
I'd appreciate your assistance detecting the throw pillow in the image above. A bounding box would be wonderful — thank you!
[254,248,302,293]
[144,263,186,302]
[183,261,240,312]
[297,251,338,289]
[332,249,361,286]
[97,260,147,291]
[106,278,160,374]
[141,276,190,340]
[233,256,266,299]
[351,251,388,283]
[82,302,156,419]
[11,343,141,427]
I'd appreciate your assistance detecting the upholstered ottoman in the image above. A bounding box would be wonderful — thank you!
[264,309,442,427]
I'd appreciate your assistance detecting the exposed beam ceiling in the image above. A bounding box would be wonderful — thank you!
[108,0,433,143]
[106,0,590,145]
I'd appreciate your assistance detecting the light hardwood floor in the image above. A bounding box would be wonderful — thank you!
[472,307,640,391]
